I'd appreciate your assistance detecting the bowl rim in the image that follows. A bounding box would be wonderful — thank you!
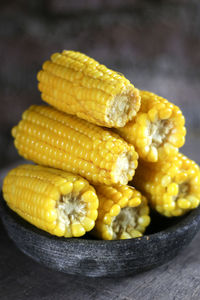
[1,193,200,246]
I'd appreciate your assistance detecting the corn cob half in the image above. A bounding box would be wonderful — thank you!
[116,90,186,162]
[132,153,200,217]
[3,164,99,237]
[37,50,141,128]
[12,105,138,185]
[92,185,150,240]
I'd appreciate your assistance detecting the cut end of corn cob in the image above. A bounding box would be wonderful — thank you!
[112,150,138,185]
[149,119,173,148]
[110,205,146,240]
[56,186,96,237]
[116,90,186,162]
[12,105,138,185]
[37,50,141,128]
[105,87,140,127]
[3,164,99,237]
[132,153,200,217]
[92,185,150,240]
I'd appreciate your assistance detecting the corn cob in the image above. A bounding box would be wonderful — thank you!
[116,90,186,162]
[132,153,200,217]
[92,185,150,240]
[12,105,138,185]
[37,50,141,128]
[2,164,99,237]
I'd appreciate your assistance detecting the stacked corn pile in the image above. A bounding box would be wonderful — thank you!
[2,51,200,240]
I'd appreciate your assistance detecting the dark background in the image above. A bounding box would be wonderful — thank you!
[1,0,200,168]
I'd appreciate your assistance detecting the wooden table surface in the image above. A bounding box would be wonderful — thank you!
[0,152,200,300]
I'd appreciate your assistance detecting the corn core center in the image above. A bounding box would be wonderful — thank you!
[57,193,86,226]
[111,207,138,239]
[106,88,138,127]
[113,152,135,184]
[150,119,173,147]
[178,182,190,198]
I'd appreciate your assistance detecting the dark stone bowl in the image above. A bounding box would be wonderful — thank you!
[1,194,200,278]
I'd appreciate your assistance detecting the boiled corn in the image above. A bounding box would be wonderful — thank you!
[2,164,99,237]
[92,185,150,240]
[37,50,141,128]
[12,105,138,185]
[132,153,200,217]
[116,90,186,162]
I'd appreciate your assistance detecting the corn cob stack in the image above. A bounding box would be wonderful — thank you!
[37,50,141,128]
[132,153,200,217]
[116,91,186,162]
[92,185,150,240]
[2,164,99,237]
[4,49,199,241]
[12,105,138,186]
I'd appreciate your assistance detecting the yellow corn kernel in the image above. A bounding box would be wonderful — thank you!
[161,175,172,187]
[167,183,179,196]
[148,108,158,122]
[129,229,143,238]
[12,105,138,185]
[2,164,99,237]
[171,208,183,217]
[53,222,66,237]
[86,210,98,220]
[138,215,151,227]
[80,217,95,231]
[187,196,200,209]
[103,214,112,225]
[92,185,150,240]
[37,50,141,128]
[60,182,73,194]
[132,153,200,217]
[118,197,129,207]
[103,199,114,212]
[73,180,87,194]
[102,227,113,240]
[120,232,132,239]
[71,222,85,237]
[87,200,99,210]
[177,198,191,209]
[163,202,176,211]
[129,197,141,207]
[115,90,186,162]
[110,204,121,217]
[81,190,96,202]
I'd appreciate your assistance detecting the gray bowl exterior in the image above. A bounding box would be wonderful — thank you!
[1,196,200,278]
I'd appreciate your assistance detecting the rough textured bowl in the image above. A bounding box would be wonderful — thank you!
[1,194,200,278]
